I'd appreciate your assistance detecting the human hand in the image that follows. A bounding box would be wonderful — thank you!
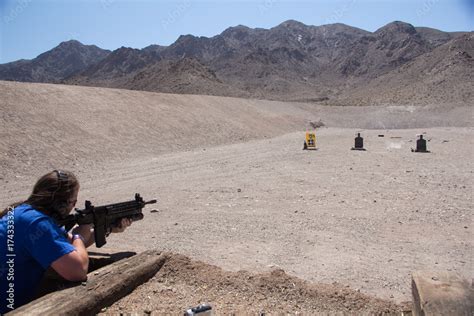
[111,218,132,233]
[72,224,94,241]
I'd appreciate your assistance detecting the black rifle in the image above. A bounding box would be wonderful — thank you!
[57,193,157,247]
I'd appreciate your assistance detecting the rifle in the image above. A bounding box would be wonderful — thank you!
[57,193,157,247]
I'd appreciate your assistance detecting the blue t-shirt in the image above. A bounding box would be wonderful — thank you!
[0,204,75,314]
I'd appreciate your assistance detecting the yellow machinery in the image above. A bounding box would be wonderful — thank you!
[303,132,317,150]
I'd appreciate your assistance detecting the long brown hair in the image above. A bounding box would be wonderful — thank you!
[1,170,79,218]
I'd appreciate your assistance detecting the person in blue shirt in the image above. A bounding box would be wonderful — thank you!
[0,170,131,314]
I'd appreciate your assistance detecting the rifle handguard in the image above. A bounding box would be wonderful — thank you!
[56,194,157,248]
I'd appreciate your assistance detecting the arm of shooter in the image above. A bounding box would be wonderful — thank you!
[51,224,93,281]
[70,219,131,248]
[50,238,89,281]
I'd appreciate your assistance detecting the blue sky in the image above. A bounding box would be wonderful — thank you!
[0,0,473,64]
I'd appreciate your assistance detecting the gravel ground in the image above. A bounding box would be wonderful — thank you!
[82,127,472,312]
[101,253,407,315]
[1,82,472,314]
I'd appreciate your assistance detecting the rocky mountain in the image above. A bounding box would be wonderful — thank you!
[66,46,160,87]
[338,33,473,106]
[1,21,471,105]
[127,58,248,97]
[415,27,466,47]
[0,40,110,83]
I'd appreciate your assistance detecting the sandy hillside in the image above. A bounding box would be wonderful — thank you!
[1,80,471,182]
[0,81,472,312]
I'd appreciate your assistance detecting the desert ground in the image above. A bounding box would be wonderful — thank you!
[0,81,472,314]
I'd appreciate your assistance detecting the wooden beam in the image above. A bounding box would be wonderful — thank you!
[34,250,138,298]
[8,250,167,316]
[87,250,137,272]
[412,270,473,316]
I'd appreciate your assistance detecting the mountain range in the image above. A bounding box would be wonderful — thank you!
[0,20,472,105]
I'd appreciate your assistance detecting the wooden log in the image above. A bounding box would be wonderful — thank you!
[8,250,167,316]
[34,250,138,298]
[87,250,137,272]
[412,270,473,316]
